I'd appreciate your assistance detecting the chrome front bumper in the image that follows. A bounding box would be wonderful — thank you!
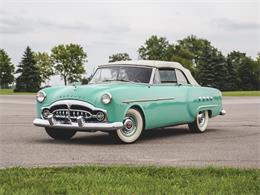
[33,117,123,131]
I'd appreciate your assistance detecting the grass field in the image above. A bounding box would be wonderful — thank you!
[0,89,34,95]
[222,90,260,96]
[0,166,259,194]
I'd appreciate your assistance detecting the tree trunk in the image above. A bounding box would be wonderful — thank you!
[64,75,67,86]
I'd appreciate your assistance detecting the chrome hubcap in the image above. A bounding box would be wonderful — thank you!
[121,116,137,136]
[198,112,206,127]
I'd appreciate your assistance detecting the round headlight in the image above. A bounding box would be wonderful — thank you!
[101,93,112,104]
[36,91,46,102]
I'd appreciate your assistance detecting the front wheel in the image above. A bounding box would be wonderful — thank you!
[45,128,76,140]
[114,109,144,144]
[188,110,209,133]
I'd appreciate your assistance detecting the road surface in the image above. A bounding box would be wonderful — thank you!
[0,95,259,168]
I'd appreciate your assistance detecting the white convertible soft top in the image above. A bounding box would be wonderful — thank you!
[100,60,200,86]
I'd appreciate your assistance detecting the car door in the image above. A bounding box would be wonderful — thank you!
[175,68,194,122]
[146,68,190,128]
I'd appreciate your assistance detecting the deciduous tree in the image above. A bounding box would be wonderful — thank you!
[51,44,87,85]
[138,35,171,61]
[109,53,131,62]
[34,52,54,85]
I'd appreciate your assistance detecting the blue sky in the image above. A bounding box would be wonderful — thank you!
[0,0,259,84]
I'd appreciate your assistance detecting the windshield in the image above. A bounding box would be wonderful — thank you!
[90,66,153,84]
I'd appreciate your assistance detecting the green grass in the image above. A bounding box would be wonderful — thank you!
[0,89,34,95]
[0,166,259,195]
[222,90,260,96]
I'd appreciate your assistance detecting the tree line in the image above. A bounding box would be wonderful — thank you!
[0,44,87,92]
[0,35,259,92]
[109,35,259,91]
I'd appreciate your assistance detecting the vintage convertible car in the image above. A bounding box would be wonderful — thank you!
[33,60,226,143]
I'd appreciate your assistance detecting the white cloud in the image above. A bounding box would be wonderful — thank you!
[0,0,259,83]
[212,18,260,31]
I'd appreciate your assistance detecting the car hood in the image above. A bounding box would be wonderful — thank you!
[42,82,147,106]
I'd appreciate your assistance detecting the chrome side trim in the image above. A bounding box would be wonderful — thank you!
[197,104,219,111]
[33,118,123,131]
[122,97,175,104]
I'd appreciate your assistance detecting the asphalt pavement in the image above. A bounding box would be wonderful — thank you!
[0,95,259,168]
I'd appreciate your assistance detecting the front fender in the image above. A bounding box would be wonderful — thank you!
[98,101,146,127]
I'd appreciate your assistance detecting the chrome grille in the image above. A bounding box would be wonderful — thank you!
[45,103,106,123]
[53,109,93,119]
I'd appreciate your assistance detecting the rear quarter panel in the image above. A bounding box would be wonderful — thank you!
[186,86,223,119]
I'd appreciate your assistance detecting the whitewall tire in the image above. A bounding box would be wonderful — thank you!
[188,110,209,133]
[115,108,144,143]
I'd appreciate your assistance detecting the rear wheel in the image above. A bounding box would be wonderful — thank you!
[45,128,76,140]
[114,109,144,143]
[188,110,209,133]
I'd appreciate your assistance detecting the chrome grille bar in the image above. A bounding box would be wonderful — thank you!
[53,108,93,119]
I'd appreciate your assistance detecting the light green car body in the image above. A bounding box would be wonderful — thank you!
[36,82,223,130]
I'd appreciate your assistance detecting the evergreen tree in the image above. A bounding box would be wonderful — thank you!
[226,56,238,90]
[197,46,228,90]
[212,51,228,90]
[253,54,260,90]
[226,51,245,88]
[15,46,41,92]
[238,57,255,90]
[227,51,256,90]
[0,49,15,88]
[196,46,216,87]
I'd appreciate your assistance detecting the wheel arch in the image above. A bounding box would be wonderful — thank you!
[207,110,212,118]
[197,109,212,118]
[128,104,146,130]
[196,105,218,117]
